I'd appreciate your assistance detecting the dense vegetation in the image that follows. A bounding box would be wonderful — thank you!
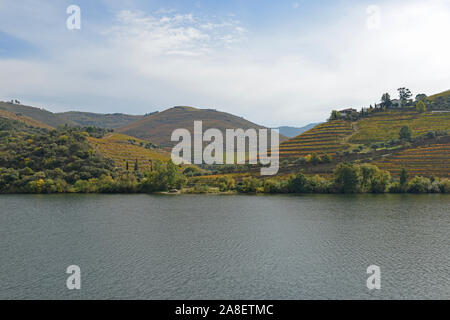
[188,164,450,194]
[0,118,184,194]
[0,101,74,127]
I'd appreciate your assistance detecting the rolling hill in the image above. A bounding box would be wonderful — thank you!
[0,101,74,127]
[57,111,149,129]
[117,106,288,148]
[0,109,53,129]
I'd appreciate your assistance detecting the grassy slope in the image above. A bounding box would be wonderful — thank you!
[0,101,75,127]
[117,106,288,148]
[58,111,146,129]
[87,133,170,171]
[0,109,53,129]
[428,89,450,99]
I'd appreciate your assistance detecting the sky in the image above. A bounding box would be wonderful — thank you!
[0,0,449,127]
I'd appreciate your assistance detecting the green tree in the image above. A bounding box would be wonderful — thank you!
[289,171,309,193]
[398,87,412,106]
[134,159,139,172]
[330,110,341,120]
[359,164,378,192]
[416,100,426,113]
[415,94,427,102]
[399,168,409,187]
[333,163,360,193]
[399,126,412,141]
[370,170,391,193]
[125,160,129,171]
[381,93,392,108]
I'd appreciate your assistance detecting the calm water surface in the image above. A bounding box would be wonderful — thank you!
[0,194,449,299]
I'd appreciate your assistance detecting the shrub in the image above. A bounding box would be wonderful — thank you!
[399,126,412,141]
[288,172,309,193]
[308,175,331,193]
[263,179,281,193]
[407,176,431,193]
[236,177,261,193]
[439,179,450,193]
[370,170,391,193]
[388,181,403,193]
[333,163,360,194]
[216,176,235,192]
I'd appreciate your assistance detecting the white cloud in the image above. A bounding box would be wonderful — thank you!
[0,1,449,127]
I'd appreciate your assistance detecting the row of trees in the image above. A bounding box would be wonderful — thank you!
[330,87,430,121]
[214,164,450,194]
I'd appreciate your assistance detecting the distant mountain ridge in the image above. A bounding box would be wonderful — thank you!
[275,123,322,138]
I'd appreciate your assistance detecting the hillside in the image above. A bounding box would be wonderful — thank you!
[117,106,288,148]
[279,109,450,177]
[373,138,450,178]
[279,120,354,158]
[426,89,450,110]
[0,117,116,193]
[58,111,148,129]
[0,109,53,129]
[428,89,450,100]
[87,133,170,171]
[0,101,74,127]
[0,116,185,193]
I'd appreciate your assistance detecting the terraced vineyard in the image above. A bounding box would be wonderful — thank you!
[88,133,170,171]
[350,111,450,143]
[279,120,353,158]
[373,142,450,178]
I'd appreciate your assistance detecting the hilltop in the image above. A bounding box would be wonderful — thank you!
[117,106,288,147]
[57,111,148,129]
